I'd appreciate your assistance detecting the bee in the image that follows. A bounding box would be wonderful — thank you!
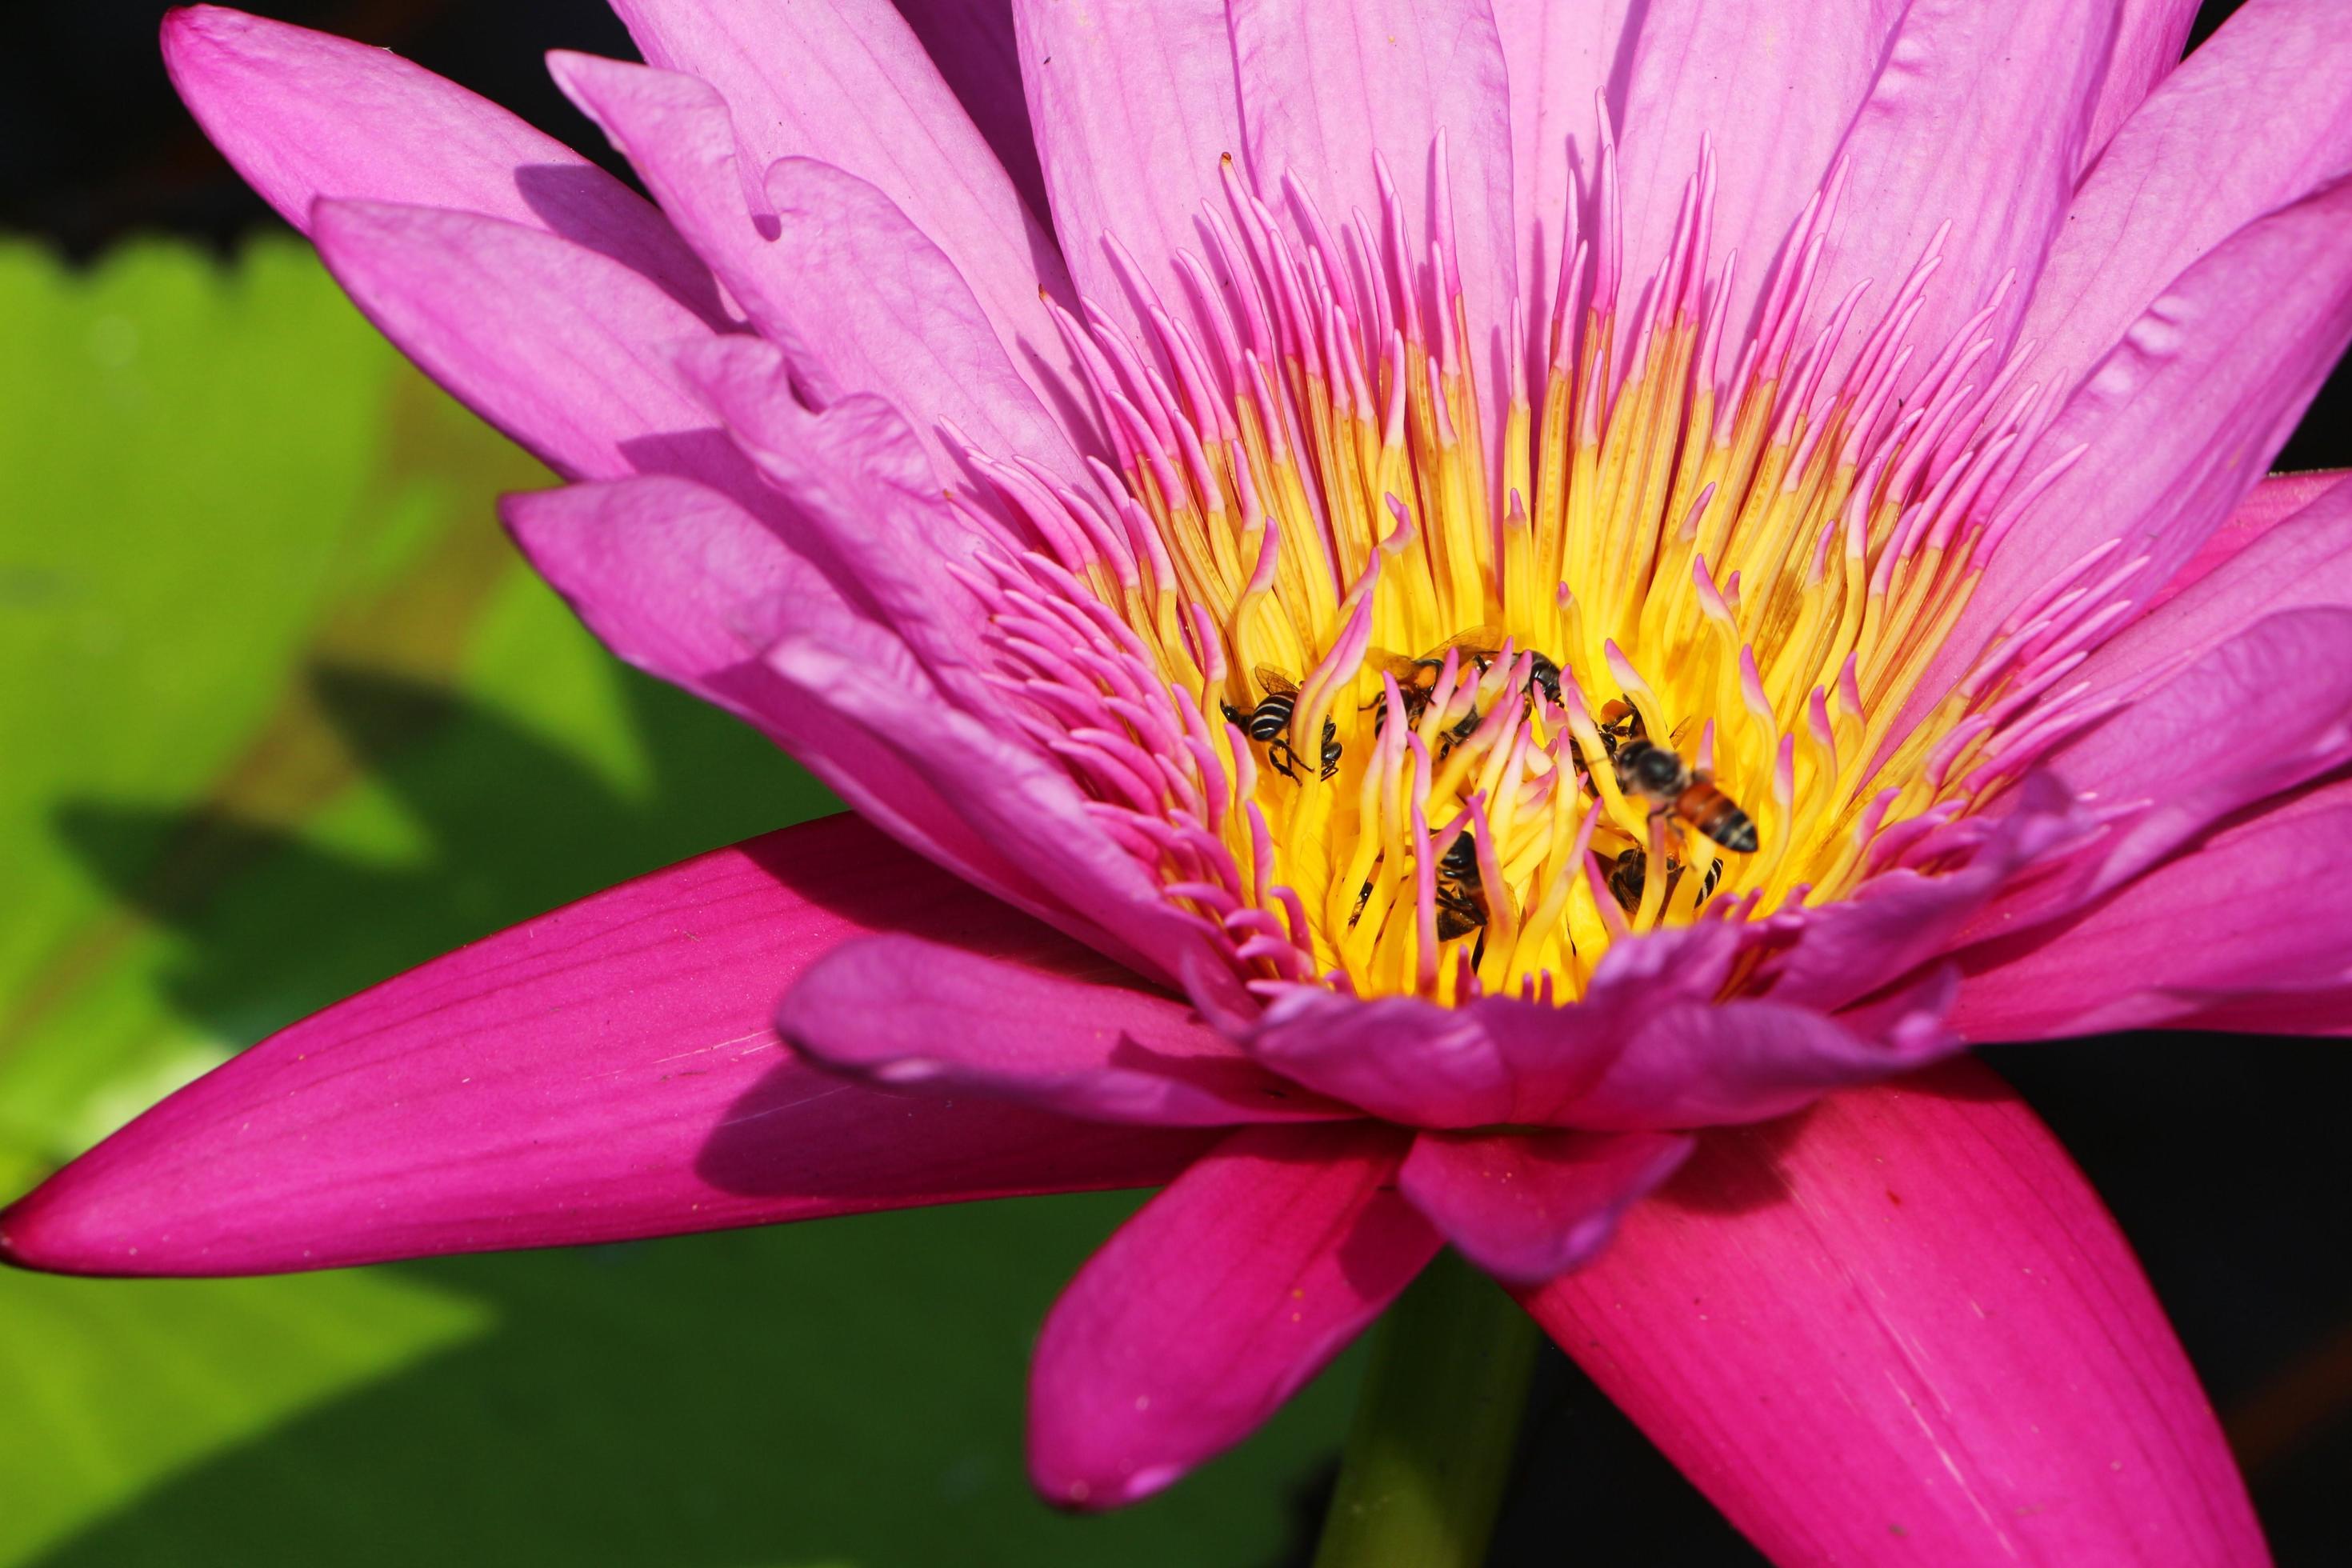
[1222,667,1340,782]
[1434,830,1486,943]
[1614,735,1760,854]
[1606,846,1647,912]
[1594,697,1645,756]
[1367,629,1565,747]
[1604,844,1725,913]
[1569,696,1648,789]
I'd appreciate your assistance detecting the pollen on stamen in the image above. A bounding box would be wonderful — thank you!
[952,130,2091,1009]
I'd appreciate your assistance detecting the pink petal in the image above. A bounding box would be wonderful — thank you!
[1027,1122,1438,1509]
[1009,0,1245,345]
[2025,607,2352,909]
[1248,926,1958,1132]
[159,5,723,325]
[553,54,1088,473]
[506,462,1192,985]
[2082,0,2201,163]
[1398,1127,1693,1286]
[0,816,1211,1278]
[1228,0,1518,446]
[762,156,1090,470]
[1811,0,2116,379]
[1919,174,2352,729]
[1761,774,2088,1015]
[759,618,1214,990]
[1528,963,1960,1133]
[2022,0,2352,410]
[1491,0,1635,366]
[498,474,1062,920]
[778,933,1351,1126]
[675,344,999,689]
[546,56,827,378]
[2075,474,2352,703]
[1615,0,1902,342]
[1519,1059,2266,1566]
[1955,778,2352,1041]
[308,198,740,490]
[2156,982,2352,1039]
[2149,469,2349,612]
[610,0,1073,387]
[889,0,1050,228]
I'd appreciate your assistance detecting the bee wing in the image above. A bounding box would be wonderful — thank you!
[1252,665,1300,697]
[1361,649,1424,682]
[1427,625,1510,662]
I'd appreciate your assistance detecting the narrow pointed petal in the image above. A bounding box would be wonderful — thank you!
[2076,475,2352,704]
[510,446,1193,986]
[1398,1128,1692,1286]
[1027,1122,1437,1510]
[2030,608,2352,906]
[1248,928,1957,1132]
[2022,0,2352,407]
[498,474,1066,919]
[553,54,1088,469]
[675,345,998,686]
[762,157,1088,470]
[889,0,1050,226]
[2082,0,2202,162]
[760,618,1214,990]
[1922,176,2352,721]
[308,199,746,494]
[1492,0,1634,357]
[666,361,1106,962]
[1616,0,1902,339]
[1946,610,2352,975]
[778,934,1350,1126]
[159,5,723,325]
[2150,470,2349,611]
[1229,0,1518,432]
[1010,0,1244,342]
[610,0,1072,379]
[1812,0,2115,374]
[1759,778,2089,1014]
[1955,780,2352,1042]
[0,818,1211,1278]
[1518,1060,2266,1566]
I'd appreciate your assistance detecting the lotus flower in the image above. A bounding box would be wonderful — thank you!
[8,1,2350,1559]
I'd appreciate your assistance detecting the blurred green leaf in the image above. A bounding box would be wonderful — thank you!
[0,238,1346,1565]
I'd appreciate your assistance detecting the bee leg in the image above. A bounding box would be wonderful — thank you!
[1266,737,1300,781]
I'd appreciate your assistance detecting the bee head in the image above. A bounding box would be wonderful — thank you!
[1526,654,1562,706]
[1439,830,1478,878]
[1622,742,1683,793]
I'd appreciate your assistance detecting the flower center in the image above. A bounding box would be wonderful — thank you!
[959,141,2089,1005]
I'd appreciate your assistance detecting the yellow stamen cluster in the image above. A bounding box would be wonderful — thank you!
[1018,154,2052,1005]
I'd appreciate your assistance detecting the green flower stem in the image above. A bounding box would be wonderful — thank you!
[1312,1249,1542,1568]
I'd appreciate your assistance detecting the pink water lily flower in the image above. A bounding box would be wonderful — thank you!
[9,0,2352,1558]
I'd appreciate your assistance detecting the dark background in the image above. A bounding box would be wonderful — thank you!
[5,2,2346,1563]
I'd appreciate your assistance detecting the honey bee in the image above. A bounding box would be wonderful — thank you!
[1434,829,1487,944]
[1222,667,1340,782]
[1569,696,1647,790]
[1606,846,1646,912]
[1613,734,1760,854]
[1605,844,1726,913]
[1594,698,1645,756]
[1366,629,1565,746]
